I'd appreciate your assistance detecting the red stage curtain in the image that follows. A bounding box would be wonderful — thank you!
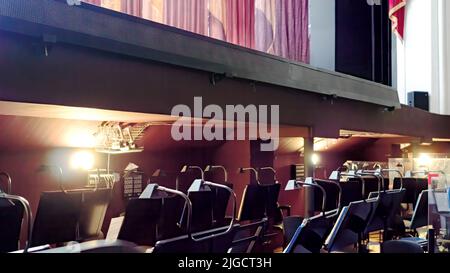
[81,0,310,64]
[255,0,277,54]
[224,0,255,49]
[274,0,310,63]
[164,0,208,36]
[208,0,226,41]
[389,0,407,40]
[121,0,143,17]
[142,0,164,23]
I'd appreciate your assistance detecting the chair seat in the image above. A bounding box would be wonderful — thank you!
[382,240,425,253]
[400,237,428,246]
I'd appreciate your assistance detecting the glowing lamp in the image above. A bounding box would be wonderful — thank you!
[70,151,95,171]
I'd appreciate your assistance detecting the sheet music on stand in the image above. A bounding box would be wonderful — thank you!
[433,191,450,214]
[106,216,125,240]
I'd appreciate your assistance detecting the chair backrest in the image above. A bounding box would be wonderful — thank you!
[315,180,340,212]
[284,213,336,254]
[0,198,24,252]
[185,191,214,232]
[282,216,304,247]
[153,224,239,253]
[325,199,377,252]
[381,240,424,253]
[212,182,233,226]
[31,191,82,247]
[410,190,429,230]
[348,177,381,199]
[394,178,428,204]
[386,189,406,226]
[338,181,362,207]
[365,190,405,234]
[157,195,185,240]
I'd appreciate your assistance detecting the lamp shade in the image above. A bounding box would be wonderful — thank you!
[188,179,211,193]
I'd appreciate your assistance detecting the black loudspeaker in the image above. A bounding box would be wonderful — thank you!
[408,91,429,111]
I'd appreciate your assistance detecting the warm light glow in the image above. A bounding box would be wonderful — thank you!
[420,143,432,146]
[433,138,450,142]
[68,130,96,148]
[311,154,320,166]
[70,151,95,171]
[417,154,432,168]
[400,143,411,150]
[313,138,339,152]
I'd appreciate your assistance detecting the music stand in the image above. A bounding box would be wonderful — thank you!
[78,189,112,240]
[117,198,162,247]
[238,183,281,222]
[31,191,82,247]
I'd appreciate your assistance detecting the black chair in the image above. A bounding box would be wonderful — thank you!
[339,181,362,207]
[212,182,233,227]
[365,189,406,238]
[203,166,234,227]
[284,212,338,253]
[405,190,429,234]
[389,190,430,250]
[0,198,24,252]
[1,173,29,253]
[183,191,214,233]
[315,180,341,212]
[381,240,424,253]
[348,177,381,199]
[394,178,428,205]
[283,179,341,246]
[235,181,283,253]
[158,194,186,240]
[325,199,378,253]
[284,179,341,253]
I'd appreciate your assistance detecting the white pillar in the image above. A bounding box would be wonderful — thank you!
[396,0,450,115]
[438,0,450,115]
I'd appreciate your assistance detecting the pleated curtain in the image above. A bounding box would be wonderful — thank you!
[82,0,309,64]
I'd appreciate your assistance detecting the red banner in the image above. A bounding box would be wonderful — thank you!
[389,0,407,40]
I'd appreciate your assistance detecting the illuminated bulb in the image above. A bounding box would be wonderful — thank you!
[311,154,320,166]
[417,153,432,168]
[70,151,95,171]
[68,131,96,148]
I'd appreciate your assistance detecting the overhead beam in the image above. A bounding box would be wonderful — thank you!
[0,0,400,108]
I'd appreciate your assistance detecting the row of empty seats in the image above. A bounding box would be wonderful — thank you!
[0,166,436,253]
